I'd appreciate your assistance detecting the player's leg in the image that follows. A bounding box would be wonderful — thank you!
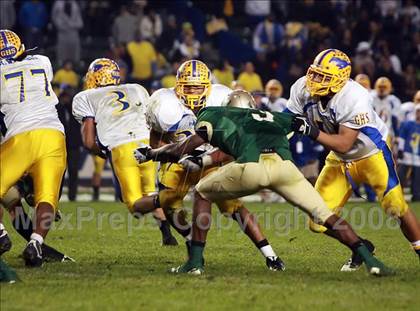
[310,153,375,270]
[174,161,286,273]
[217,199,285,271]
[0,133,35,256]
[111,142,177,244]
[0,205,12,256]
[266,155,393,275]
[361,147,420,260]
[158,163,195,240]
[171,190,211,275]
[139,156,177,246]
[24,130,67,267]
[91,155,106,201]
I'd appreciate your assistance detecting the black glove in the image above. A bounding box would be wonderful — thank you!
[291,116,320,140]
[134,145,152,164]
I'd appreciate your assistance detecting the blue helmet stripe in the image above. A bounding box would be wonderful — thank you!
[192,60,197,77]
[0,31,8,46]
[317,49,335,65]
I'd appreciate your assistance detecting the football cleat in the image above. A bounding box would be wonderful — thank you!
[0,231,12,256]
[341,239,375,272]
[266,256,286,271]
[162,235,178,246]
[170,261,204,275]
[0,258,19,283]
[22,240,43,267]
[42,244,75,263]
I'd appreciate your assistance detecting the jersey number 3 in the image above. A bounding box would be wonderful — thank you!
[110,91,130,115]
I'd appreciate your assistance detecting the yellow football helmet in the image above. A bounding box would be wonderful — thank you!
[374,77,392,98]
[306,49,351,97]
[84,58,120,89]
[175,60,211,110]
[355,74,371,90]
[0,29,25,60]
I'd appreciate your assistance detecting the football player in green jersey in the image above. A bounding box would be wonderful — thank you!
[134,90,393,276]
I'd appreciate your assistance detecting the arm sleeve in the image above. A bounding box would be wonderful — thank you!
[286,79,305,115]
[72,93,95,123]
[41,56,54,82]
[336,96,374,129]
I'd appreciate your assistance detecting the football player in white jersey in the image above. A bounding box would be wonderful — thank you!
[287,49,420,271]
[72,58,177,245]
[371,77,401,140]
[144,60,285,271]
[0,30,67,267]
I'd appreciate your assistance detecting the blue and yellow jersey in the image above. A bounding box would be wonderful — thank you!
[398,120,420,167]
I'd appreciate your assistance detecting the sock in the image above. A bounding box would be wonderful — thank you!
[256,239,277,258]
[0,223,7,237]
[411,240,420,257]
[92,186,99,200]
[12,209,33,241]
[350,241,377,267]
[30,233,44,245]
[159,220,172,238]
[190,240,205,266]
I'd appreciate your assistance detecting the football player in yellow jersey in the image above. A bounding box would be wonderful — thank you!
[0,30,67,267]
[73,58,177,246]
[288,49,420,270]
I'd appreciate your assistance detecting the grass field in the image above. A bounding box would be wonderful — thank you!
[1,201,419,310]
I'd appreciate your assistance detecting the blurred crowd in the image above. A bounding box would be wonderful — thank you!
[1,0,419,201]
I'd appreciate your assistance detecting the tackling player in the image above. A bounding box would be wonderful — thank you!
[286,49,420,270]
[0,30,67,267]
[72,58,177,246]
[143,60,285,271]
[135,90,393,276]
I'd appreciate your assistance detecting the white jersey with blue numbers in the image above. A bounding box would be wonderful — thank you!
[371,91,401,136]
[287,76,389,161]
[0,55,63,141]
[146,84,232,143]
[72,83,149,149]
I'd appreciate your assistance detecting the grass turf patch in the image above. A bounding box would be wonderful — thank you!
[1,202,419,310]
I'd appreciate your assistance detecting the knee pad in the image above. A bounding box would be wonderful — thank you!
[381,187,409,217]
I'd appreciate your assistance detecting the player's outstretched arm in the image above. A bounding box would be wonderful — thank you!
[149,134,206,162]
[292,117,358,154]
[134,134,207,164]
[316,125,359,154]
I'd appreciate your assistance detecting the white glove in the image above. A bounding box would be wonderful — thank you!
[133,144,152,164]
[178,154,213,172]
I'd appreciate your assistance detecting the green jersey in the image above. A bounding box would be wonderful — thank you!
[196,107,294,163]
